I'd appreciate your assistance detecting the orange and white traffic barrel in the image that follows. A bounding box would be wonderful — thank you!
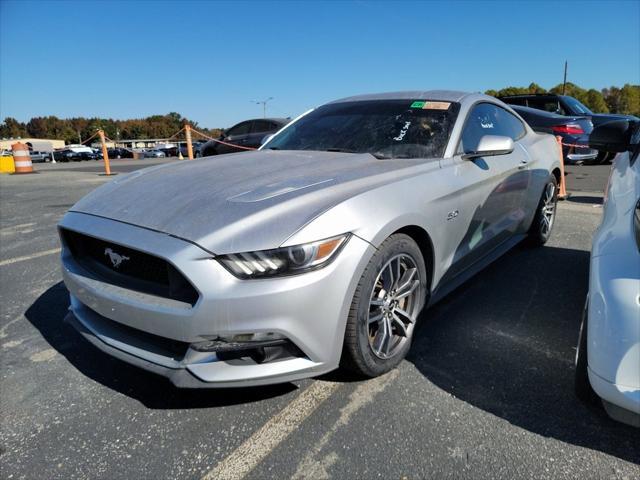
[11,142,34,174]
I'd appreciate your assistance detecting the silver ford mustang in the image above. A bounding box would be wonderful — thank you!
[59,91,562,387]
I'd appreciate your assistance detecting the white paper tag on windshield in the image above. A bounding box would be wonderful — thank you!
[422,101,451,110]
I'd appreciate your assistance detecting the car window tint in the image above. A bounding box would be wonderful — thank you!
[251,120,274,133]
[227,121,251,136]
[526,98,565,115]
[459,103,526,153]
[503,97,526,106]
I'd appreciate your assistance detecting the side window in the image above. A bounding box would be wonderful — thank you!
[227,121,251,136]
[527,98,565,115]
[458,103,526,153]
[251,120,274,134]
[499,108,527,140]
[504,97,526,106]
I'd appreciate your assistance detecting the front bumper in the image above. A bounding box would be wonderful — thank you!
[59,212,375,387]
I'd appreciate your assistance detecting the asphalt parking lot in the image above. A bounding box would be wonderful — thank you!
[1,158,638,480]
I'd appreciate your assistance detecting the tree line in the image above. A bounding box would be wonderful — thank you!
[1,83,638,144]
[485,82,639,116]
[0,112,222,145]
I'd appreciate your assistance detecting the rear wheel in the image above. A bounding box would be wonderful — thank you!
[342,234,427,377]
[527,176,558,246]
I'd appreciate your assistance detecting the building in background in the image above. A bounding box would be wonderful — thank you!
[0,138,65,152]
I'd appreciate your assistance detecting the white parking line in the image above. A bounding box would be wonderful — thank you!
[291,369,399,479]
[0,248,61,267]
[202,380,341,480]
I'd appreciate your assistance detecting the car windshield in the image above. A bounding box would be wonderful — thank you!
[264,100,460,159]
[564,96,593,115]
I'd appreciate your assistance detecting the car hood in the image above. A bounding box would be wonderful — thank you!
[70,150,425,254]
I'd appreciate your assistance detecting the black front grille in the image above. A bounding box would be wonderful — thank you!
[61,228,199,305]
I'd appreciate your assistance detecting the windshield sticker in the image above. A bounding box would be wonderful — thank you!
[410,101,426,108]
[393,121,412,141]
[422,101,451,110]
[479,115,494,129]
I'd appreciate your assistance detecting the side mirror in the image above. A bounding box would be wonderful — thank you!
[462,135,514,160]
[588,119,635,153]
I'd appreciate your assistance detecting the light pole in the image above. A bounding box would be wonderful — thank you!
[250,97,274,118]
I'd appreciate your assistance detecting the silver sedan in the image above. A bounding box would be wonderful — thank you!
[59,91,562,387]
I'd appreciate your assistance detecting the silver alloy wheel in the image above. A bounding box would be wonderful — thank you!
[367,253,421,359]
[540,182,556,236]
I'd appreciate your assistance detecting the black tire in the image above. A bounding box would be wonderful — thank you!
[575,299,599,404]
[341,234,428,377]
[526,176,558,246]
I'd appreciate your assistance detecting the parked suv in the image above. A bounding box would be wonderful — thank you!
[500,93,639,163]
[200,118,289,156]
[28,150,52,163]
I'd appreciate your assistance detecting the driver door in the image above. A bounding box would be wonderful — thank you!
[441,102,530,279]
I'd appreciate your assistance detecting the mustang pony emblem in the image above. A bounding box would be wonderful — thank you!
[104,248,130,268]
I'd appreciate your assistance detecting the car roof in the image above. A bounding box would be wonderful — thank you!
[234,118,289,124]
[329,90,475,104]
[500,93,561,98]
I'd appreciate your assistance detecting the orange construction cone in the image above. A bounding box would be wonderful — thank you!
[555,136,569,200]
[11,142,35,174]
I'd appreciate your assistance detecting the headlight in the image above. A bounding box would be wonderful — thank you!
[217,234,350,279]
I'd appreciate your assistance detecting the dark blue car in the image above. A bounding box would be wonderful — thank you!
[510,105,598,165]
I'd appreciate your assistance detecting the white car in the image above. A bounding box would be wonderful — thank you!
[575,119,640,427]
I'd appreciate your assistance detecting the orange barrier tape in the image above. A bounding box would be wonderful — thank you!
[559,141,593,149]
[190,127,257,150]
[80,131,100,145]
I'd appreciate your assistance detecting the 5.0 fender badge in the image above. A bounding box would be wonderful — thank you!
[447,210,459,221]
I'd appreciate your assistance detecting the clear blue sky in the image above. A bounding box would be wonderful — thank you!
[1,0,638,128]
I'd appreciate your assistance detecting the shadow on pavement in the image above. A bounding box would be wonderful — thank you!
[566,195,604,205]
[407,244,639,465]
[24,282,297,409]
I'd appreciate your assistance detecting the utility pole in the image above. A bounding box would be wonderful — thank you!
[250,97,274,118]
[562,61,568,95]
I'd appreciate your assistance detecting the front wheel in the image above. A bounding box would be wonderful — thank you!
[527,176,558,246]
[342,234,427,377]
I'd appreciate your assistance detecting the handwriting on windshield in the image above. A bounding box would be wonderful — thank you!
[393,122,412,141]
